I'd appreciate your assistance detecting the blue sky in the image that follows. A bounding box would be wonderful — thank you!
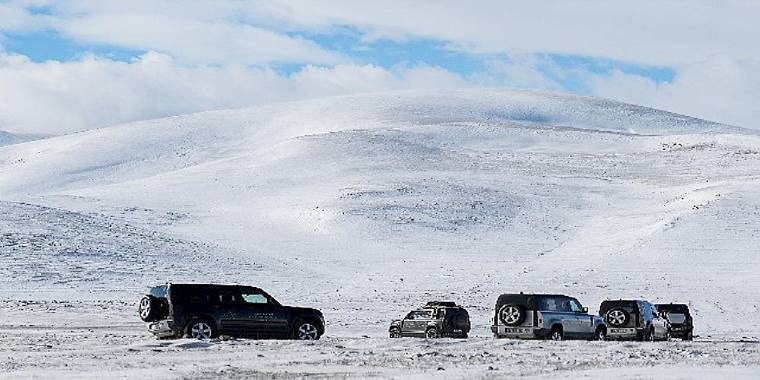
[0,1,758,133]
[3,28,675,93]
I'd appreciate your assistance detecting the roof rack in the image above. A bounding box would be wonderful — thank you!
[424,301,457,307]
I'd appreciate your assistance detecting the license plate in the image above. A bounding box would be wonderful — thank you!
[505,327,532,333]
[609,328,635,334]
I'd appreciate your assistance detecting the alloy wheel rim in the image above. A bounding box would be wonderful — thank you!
[298,323,318,340]
[552,331,562,341]
[608,310,625,326]
[191,322,212,339]
[426,329,438,338]
[502,306,520,324]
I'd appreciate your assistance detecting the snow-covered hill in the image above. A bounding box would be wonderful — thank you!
[0,130,45,147]
[2,89,759,377]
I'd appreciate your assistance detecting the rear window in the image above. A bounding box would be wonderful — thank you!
[600,300,639,315]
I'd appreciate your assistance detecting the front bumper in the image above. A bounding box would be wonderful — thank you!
[491,325,546,339]
[147,319,178,338]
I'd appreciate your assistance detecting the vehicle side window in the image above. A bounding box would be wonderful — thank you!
[407,310,432,320]
[540,297,572,312]
[241,293,268,304]
[569,299,584,313]
[208,291,239,305]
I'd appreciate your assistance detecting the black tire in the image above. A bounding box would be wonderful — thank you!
[138,295,161,322]
[389,327,401,338]
[425,327,440,339]
[294,320,321,341]
[605,308,629,327]
[186,318,218,340]
[685,331,693,341]
[549,326,563,341]
[498,304,526,326]
[594,326,607,341]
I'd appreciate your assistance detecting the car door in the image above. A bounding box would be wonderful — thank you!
[213,289,251,337]
[238,288,289,338]
[569,298,594,337]
[554,297,580,336]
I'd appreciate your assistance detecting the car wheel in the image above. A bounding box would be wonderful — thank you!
[425,328,440,339]
[498,304,526,326]
[138,295,161,322]
[685,332,693,341]
[188,320,217,340]
[549,327,563,341]
[605,308,629,327]
[594,327,607,341]
[295,321,320,341]
[389,327,401,338]
[664,329,671,341]
[647,327,655,342]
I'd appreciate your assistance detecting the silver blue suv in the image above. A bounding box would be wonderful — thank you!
[491,293,606,340]
[600,300,670,341]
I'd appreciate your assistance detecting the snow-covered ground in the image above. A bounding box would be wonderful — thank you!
[1,89,759,378]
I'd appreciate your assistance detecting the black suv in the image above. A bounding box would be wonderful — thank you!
[600,300,670,341]
[389,302,470,338]
[139,283,325,340]
[656,303,693,340]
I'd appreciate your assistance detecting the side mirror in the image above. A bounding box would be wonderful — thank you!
[582,307,588,313]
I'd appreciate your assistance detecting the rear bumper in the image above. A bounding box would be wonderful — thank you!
[443,329,469,338]
[491,325,547,339]
[669,326,692,337]
[606,327,642,340]
[147,319,178,338]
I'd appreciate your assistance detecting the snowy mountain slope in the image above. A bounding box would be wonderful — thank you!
[0,89,747,197]
[1,89,759,341]
[0,129,46,147]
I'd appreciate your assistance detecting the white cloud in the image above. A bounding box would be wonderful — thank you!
[1,1,760,132]
[0,52,468,134]
[589,56,760,129]
[257,0,760,66]
[5,1,760,67]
